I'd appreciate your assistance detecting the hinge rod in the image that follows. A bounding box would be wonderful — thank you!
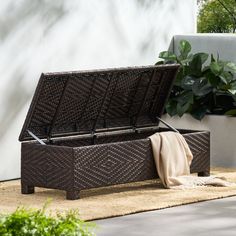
[27,130,46,145]
[156,117,179,133]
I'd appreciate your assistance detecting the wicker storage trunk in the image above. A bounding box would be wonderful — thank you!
[19,65,210,200]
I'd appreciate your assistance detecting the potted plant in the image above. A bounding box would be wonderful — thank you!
[156,40,236,167]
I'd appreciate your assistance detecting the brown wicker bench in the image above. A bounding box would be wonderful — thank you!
[19,65,210,200]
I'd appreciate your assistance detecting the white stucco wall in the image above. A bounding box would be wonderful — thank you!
[0,0,197,181]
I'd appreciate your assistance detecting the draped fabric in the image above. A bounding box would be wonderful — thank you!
[149,132,233,188]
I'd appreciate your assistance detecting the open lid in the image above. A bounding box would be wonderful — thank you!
[19,65,179,141]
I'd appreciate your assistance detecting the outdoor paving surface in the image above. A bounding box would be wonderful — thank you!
[95,196,236,236]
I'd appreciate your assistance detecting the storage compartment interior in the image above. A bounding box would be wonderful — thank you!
[47,127,200,147]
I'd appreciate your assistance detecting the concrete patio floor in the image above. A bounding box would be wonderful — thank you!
[95,196,236,236]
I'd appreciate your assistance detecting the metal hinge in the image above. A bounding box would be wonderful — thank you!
[27,130,46,145]
[156,117,179,133]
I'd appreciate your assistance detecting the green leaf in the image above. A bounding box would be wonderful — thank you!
[176,91,194,105]
[219,75,228,84]
[159,51,177,61]
[202,66,210,73]
[195,53,209,64]
[225,109,236,116]
[228,81,236,95]
[206,71,220,87]
[177,102,191,117]
[174,68,184,86]
[219,83,231,91]
[210,54,216,62]
[181,75,196,90]
[225,62,236,73]
[222,71,234,82]
[179,53,194,64]
[168,91,193,117]
[189,54,204,77]
[191,106,208,120]
[165,100,178,116]
[0,205,96,235]
[155,60,164,65]
[182,65,191,77]
[210,61,224,76]
[192,78,212,96]
[178,40,191,59]
[218,71,234,85]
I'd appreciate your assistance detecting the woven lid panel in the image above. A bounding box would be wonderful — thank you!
[19,65,179,141]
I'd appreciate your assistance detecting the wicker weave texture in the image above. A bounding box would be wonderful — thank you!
[19,65,179,141]
[21,129,210,199]
[184,132,210,174]
[73,139,156,189]
[21,144,73,190]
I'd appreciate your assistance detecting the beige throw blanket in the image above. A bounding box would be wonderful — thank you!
[149,131,233,188]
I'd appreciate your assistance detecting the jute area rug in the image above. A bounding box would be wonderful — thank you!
[1,168,236,221]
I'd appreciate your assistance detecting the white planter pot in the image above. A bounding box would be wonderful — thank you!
[161,114,236,167]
